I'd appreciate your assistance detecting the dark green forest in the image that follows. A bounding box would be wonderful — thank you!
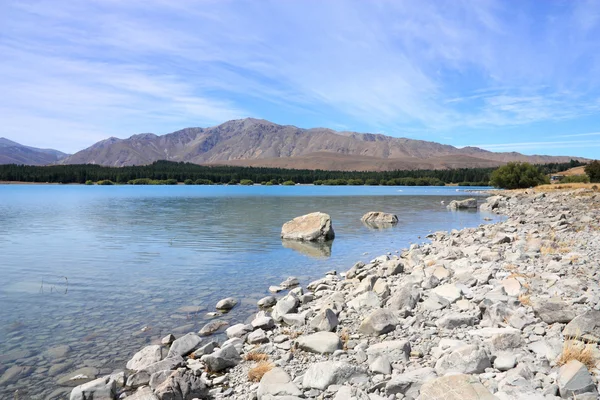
[0,160,584,186]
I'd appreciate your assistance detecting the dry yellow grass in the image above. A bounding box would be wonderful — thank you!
[280,328,301,339]
[248,361,274,382]
[244,352,269,362]
[340,328,350,350]
[534,182,597,192]
[556,339,597,370]
[518,293,532,306]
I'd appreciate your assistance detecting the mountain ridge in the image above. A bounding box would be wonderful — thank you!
[0,138,69,165]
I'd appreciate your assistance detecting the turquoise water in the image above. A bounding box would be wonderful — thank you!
[0,185,502,398]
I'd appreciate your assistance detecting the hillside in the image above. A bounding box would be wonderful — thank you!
[0,138,69,165]
[57,118,586,171]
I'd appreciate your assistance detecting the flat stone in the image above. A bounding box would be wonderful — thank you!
[225,323,253,339]
[200,345,241,372]
[302,361,367,390]
[563,310,600,343]
[199,320,228,336]
[257,367,302,399]
[419,374,497,400]
[153,369,208,399]
[126,345,163,371]
[369,355,391,375]
[57,367,99,387]
[502,277,522,296]
[280,276,299,288]
[435,344,491,375]
[432,284,462,304]
[436,313,478,329]
[258,296,277,307]
[252,316,276,330]
[167,332,202,358]
[494,353,517,371]
[45,344,71,360]
[296,332,342,354]
[359,308,399,336]
[366,340,411,362]
[347,291,381,310]
[247,329,269,344]
[309,308,338,332]
[557,360,597,398]
[272,293,299,321]
[532,297,576,324]
[216,297,238,310]
[69,376,116,400]
[0,365,32,386]
[122,386,159,400]
[385,367,437,396]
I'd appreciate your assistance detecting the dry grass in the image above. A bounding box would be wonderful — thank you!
[280,328,301,339]
[244,352,269,362]
[518,293,532,306]
[534,182,597,192]
[248,361,274,382]
[340,328,350,350]
[556,339,597,370]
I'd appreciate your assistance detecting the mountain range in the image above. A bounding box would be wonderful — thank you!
[0,138,69,166]
[2,119,587,170]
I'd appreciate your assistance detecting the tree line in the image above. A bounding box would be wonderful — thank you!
[0,160,584,186]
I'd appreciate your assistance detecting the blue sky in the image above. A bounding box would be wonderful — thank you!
[1,0,600,158]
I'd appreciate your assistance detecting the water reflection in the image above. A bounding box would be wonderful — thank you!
[281,239,333,258]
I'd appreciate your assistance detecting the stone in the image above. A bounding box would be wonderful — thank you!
[358,309,399,336]
[57,367,99,387]
[272,293,299,321]
[69,376,116,400]
[215,297,237,310]
[302,361,367,390]
[385,367,437,396]
[502,277,522,296]
[257,367,302,399]
[161,334,175,345]
[419,374,498,400]
[379,259,404,276]
[296,332,342,354]
[447,198,478,210]
[369,355,391,375]
[282,313,306,326]
[123,386,159,400]
[563,310,600,343]
[388,283,421,310]
[435,344,491,375]
[494,353,517,371]
[281,212,335,241]
[192,341,218,357]
[361,211,398,225]
[258,296,277,308]
[247,329,269,344]
[366,340,411,362]
[436,312,478,329]
[373,278,390,298]
[126,345,163,371]
[167,333,202,358]
[225,323,253,339]
[252,316,275,330]
[199,320,228,336]
[309,308,338,332]
[557,360,597,398]
[45,344,71,360]
[201,345,241,372]
[432,284,462,304]
[532,297,576,324]
[153,369,208,399]
[347,291,381,310]
[0,365,32,386]
[280,276,299,288]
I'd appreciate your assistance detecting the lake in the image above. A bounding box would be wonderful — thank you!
[0,185,503,398]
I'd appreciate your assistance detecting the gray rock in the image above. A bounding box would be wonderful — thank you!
[494,353,517,371]
[435,344,491,375]
[0,365,32,386]
[201,345,241,372]
[369,355,391,374]
[563,310,600,343]
[358,309,399,336]
[199,320,228,336]
[123,386,159,399]
[161,334,175,345]
[557,360,597,398]
[309,308,338,332]
[280,276,299,288]
[252,315,276,330]
[419,374,497,399]
[281,212,335,242]
[257,296,277,308]
[272,293,299,322]
[385,367,437,396]
[281,313,306,327]
[167,333,202,358]
[387,283,421,310]
[436,312,478,329]
[347,291,381,310]
[361,211,398,225]
[225,323,253,339]
[216,297,238,310]
[69,376,116,400]
[447,198,478,210]
[296,332,342,354]
[532,298,576,324]
[302,361,367,390]
[366,340,411,362]
[57,367,99,387]
[379,259,404,276]
[192,341,218,357]
[432,284,462,304]
[45,344,72,360]
[153,369,208,399]
[247,328,269,344]
[257,367,302,399]
[149,370,173,391]
[126,345,163,371]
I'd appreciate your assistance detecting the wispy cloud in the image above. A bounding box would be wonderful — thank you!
[1,0,600,155]
[467,140,600,152]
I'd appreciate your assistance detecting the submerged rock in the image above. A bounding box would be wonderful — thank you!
[361,211,398,225]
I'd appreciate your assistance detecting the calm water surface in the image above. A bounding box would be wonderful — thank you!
[0,185,502,398]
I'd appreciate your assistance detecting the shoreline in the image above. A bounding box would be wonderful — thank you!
[9,188,600,399]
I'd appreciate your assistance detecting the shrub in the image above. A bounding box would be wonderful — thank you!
[365,178,379,186]
[269,179,279,185]
[247,361,273,382]
[489,162,549,189]
[97,180,115,185]
[184,179,194,185]
[264,181,273,186]
[560,175,590,184]
[585,160,600,183]
[240,179,254,185]
[282,180,295,186]
[195,179,213,185]
[164,179,178,185]
[85,180,94,185]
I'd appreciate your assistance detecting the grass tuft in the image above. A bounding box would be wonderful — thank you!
[556,339,597,370]
[244,352,269,362]
[518,293,532,306]
[248,361,274,382]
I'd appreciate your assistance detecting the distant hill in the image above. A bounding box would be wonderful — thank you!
[0,138,69,165]
[54,118,587,171]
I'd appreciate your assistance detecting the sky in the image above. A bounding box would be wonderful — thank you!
[1,0,600,158]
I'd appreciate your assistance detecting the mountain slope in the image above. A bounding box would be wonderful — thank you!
[0,138,69,165]
[59,118,585,170]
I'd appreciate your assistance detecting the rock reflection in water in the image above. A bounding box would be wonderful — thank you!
[281,240,332,258]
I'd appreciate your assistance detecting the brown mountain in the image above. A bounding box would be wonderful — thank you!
[59,118,585,170]
[0,138,69,165]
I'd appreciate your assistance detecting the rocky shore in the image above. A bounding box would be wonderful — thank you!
[68,189,600,399]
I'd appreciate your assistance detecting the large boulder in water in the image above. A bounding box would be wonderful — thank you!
[281,212,334,242]
[361,211,398,226]
[447,198,477,210]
